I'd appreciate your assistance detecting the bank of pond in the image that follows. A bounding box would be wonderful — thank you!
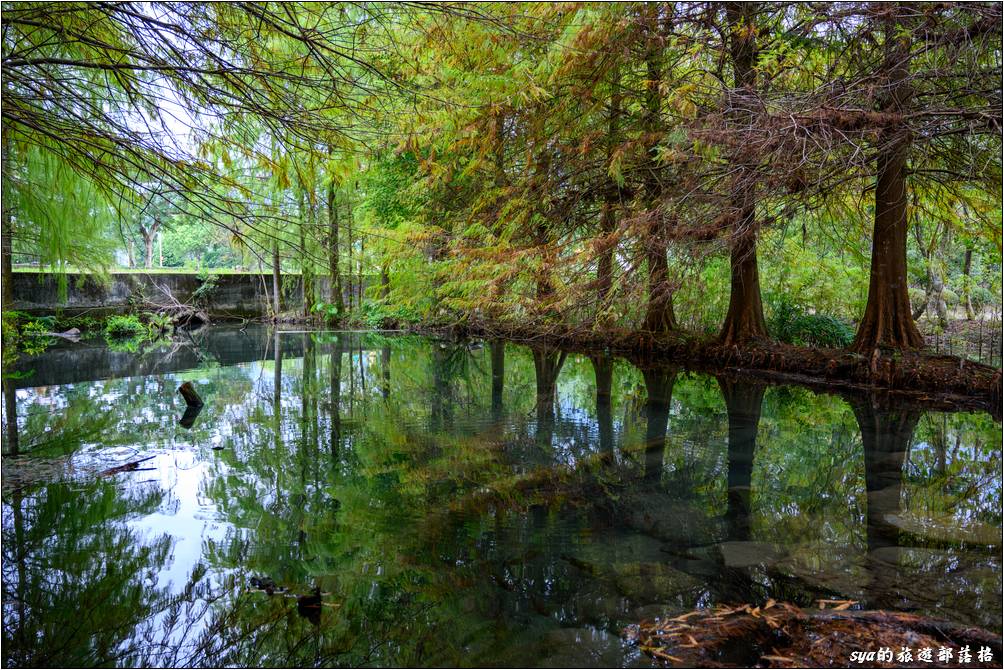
[1,326,1001,667]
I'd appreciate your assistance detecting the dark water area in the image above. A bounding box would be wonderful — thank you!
[2,326,1001,667]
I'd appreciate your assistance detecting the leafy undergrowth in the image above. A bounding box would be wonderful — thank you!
[2,311,174,360]
[768,297,855,349]
[624,600,1002,668]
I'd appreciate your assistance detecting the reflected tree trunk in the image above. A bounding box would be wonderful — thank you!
[592,355,614,457]
[642,366,677,485]
[533,348,566,420]
[717,377,766,542]
[358,343,366,396]
[330,337,342,461]
[13,487,27,661]
[431,346,454,432]
[302,333,317,457]
[533,348,567,450]
[381,345,391,400]
[850,394,921,610]
[490,340,505,423]
[3,377,17,456]
[273,329,282,423]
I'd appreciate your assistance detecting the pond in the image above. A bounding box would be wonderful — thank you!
[2,326,1001,667]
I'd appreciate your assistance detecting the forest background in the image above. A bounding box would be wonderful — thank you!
[2,2,1001,361]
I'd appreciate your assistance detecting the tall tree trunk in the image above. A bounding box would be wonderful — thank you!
[597,64,622,321]
[272,238,282,318]
[851,8,924,353]
[1,130,12,313]
[380,265,390,301]
[962,247,975,321]
[3,378,17,456]
[642,366,677,484]
[346,189,354,311]
[717,376,766,541]
[126,238,135,268]
[1,200,12,313]
[327,178,344,315]
[144,231,154,269]
[299,190,314,318]
[926,260,948,330]
[641,5,677,334]
[358,235,364,307]
[719,2,768,346]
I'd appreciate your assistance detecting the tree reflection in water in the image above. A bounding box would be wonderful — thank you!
[1,327,999,667]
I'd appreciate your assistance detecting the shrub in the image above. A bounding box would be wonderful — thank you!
[768,296,854,349]
[357,301,421,329]
[104,314,146,338]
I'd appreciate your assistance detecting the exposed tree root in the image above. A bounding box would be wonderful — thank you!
[424,320,1001,416]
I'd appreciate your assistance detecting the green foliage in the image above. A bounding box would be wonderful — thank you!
[310,301,342,322]
[53,314,101,335]
[104,315,146,339]
[352,301,422,329]
[19,320,55,356]
[191,272,220,307]
[144,312,174,337]
[159,222,241,269]
[767,297,855,349]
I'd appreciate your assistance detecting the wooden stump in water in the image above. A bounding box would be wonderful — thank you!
[178,382,204,408]
[178,404,203,429]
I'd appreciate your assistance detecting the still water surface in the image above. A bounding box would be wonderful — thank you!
[2,327,1001,667]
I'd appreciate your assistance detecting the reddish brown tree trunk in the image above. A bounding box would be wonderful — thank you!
[851,8,924,353]
[643,237,677,333]
[640,5,677,334]
[597,64,621,320]
[719,2,767,346]
[720,221,767,345]
[597,203,615,307]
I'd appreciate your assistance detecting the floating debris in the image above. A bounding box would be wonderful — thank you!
[623,601,1002,668]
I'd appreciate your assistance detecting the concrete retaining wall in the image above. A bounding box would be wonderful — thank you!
[10,271,365,317]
